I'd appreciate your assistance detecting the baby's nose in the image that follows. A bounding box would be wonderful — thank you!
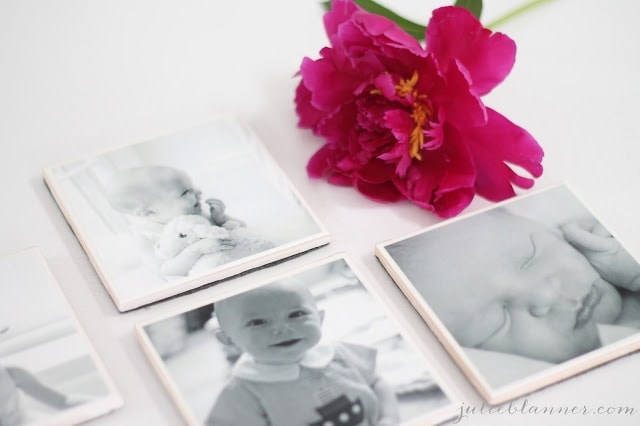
[271,322,292,335]
[525,276,580,317]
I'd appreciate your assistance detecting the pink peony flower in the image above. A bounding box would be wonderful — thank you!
[295,0,543,217]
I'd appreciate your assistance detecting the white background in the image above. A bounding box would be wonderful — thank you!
[2,0,640,425]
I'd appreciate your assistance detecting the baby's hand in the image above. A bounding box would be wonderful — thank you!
[561,218,640,291]
[205,198,227,225]
[221,219,244,230]
[192,237,236,254]
[217,237,236,251]
[206,198,246,228]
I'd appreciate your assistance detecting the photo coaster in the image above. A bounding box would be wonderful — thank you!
[44,117,330,311]
[0,248,122,425]
[135,253,459,426]
[375,184,640,405]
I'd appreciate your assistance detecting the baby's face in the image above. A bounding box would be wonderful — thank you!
[136,171,202,223]
[403,212,623,363]
[216,283,323,365]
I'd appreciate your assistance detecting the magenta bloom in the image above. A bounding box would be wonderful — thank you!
[295,0,543,217]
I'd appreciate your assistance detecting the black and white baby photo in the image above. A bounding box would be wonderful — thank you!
[137,257,457,426]
[377,185,640,401]
[44,118,329,311]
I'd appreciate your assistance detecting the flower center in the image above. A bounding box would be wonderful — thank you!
[395,71,432,161]
[395,71,419,98]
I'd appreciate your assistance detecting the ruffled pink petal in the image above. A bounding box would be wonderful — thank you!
[327,172,353,186]
[426,6,516,96]
[351,9,424,54]
[434,59,487,129]
[465,108,544,200]
[380,109,415,175]
[299,56,360,113]
[295,82,327,129]
[372,73,398,100]
[326,0,424,54]
[315,102,358,141]
[355,179,404,202]
[423,108,445,151]
[432,187,476,217]
[356,157,396,184]
[394,124,477,217]
[308,144,355,187]
[323,0,360,40]
[307,144,333,178]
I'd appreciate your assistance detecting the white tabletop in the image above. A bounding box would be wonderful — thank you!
[2,0,640,425]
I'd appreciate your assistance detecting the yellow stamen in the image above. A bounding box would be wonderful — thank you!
[395,70,419,98]
[370,70,432,161]
[408,101,432,160]
[395,71,432,160]
[409,126,424,160]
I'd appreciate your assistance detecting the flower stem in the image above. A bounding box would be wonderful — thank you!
[486,0,557,29]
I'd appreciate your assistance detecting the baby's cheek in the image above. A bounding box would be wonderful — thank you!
[459,309,506,348]
[481,315,558,360]
[593,279,623,324]
[515,321,600,362]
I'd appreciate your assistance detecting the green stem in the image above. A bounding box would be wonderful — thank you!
[486,0,556,29]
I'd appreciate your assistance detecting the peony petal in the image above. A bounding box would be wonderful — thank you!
[381,109,414,176]
[307,145,333,178]
[384,109,414,140]
[307,144,357,186]
[372,73,398,100]
[426,6,516,96]
[434,59,487,128]
[465,108,544,201]
[295,82,326,129]
[299,56,361,113]
[315,102,358,141]
[394,124,476,217]
[431,187,476,218]
[327,172,353,186]
[355,179,404,202]
[327,0,424,55]
[352,10,424,54]
[323,0,360,40]
[356,158,396,184]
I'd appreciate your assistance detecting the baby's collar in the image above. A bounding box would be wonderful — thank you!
[231,342,336,383]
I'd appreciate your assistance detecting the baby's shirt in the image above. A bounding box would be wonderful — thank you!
[0,366,22,426]
[126,216,165,244]
[206,342,381,426]
[122,216,165,269]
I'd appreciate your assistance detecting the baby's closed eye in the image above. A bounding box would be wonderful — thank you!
[521,235,538,269]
